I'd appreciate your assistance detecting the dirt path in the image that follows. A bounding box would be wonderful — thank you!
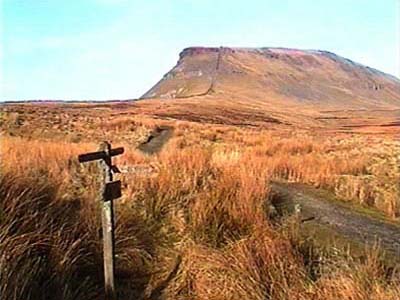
[271,182,400,256]
[137,126,173,155]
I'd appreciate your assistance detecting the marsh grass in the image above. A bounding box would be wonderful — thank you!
[0,119,399,299]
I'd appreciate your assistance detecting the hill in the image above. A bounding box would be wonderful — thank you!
[139,47,400,130]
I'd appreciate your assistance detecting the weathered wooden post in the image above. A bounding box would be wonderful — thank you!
[78,142,124,300]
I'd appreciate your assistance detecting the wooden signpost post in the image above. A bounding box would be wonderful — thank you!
[78,142,124,300]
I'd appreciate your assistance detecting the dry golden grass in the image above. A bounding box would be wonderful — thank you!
[0,104,399,299]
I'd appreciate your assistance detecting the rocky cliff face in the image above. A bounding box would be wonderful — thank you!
[142,47,400,110]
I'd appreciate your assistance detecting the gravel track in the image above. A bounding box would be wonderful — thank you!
[271,182,400,256]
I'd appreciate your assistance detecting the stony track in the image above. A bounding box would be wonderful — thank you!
[271,182,400,256]
[137,126,173,155]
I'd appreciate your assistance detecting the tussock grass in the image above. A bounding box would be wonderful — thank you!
[0,115,399,299]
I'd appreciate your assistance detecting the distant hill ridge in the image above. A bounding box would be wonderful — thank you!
[142,46,400,111]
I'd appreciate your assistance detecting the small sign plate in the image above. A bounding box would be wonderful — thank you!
[104,180,122,201]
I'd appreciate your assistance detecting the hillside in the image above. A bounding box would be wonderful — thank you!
[139,47,400,130]
[143,46,400,107]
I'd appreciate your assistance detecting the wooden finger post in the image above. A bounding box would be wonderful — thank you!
[78,142,124,300]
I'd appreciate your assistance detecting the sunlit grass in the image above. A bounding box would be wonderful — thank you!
[0,109,399,299]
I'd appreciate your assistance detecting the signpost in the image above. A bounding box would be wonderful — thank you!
[78,142,124,300]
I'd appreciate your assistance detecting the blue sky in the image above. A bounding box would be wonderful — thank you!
[1,0,399,100]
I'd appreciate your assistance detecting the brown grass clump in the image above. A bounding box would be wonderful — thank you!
[312,246,400,300]
[0,168,102,300]
[189,161,269,246]
[161,228,306,300]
